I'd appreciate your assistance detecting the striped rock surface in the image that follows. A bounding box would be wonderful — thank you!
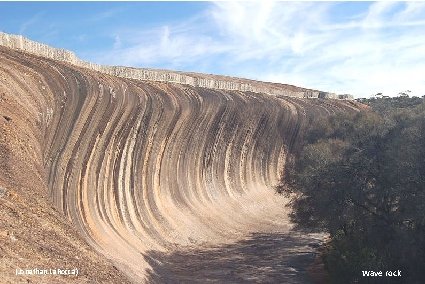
[0,46,360,283]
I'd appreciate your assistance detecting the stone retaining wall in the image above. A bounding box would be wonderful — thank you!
[0,32,352,100]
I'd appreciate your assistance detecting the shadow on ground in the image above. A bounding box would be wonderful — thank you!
[143,232,326,283]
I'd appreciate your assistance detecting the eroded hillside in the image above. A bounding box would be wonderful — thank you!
[0,43,360,283]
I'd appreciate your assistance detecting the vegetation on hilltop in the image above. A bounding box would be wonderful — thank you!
[279,96,425,283]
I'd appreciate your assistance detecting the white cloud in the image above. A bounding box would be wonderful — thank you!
[90,2,425,98]
[101,25,226,69]
[19,12,45,34]
[113,34,121,49]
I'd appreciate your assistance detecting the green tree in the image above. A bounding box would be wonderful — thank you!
[280,99,425,283]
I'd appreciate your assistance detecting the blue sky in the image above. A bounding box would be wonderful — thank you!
[0,1,424,98]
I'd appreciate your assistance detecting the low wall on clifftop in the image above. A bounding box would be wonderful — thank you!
[0,32,352,99]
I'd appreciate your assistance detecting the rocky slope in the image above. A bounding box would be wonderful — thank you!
[0,39,360,283]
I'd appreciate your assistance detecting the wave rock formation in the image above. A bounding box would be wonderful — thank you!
[0,34,360,283]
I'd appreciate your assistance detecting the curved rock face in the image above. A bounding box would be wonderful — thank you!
[0,46,360,282]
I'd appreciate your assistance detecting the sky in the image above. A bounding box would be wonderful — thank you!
[0,1,424,98]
